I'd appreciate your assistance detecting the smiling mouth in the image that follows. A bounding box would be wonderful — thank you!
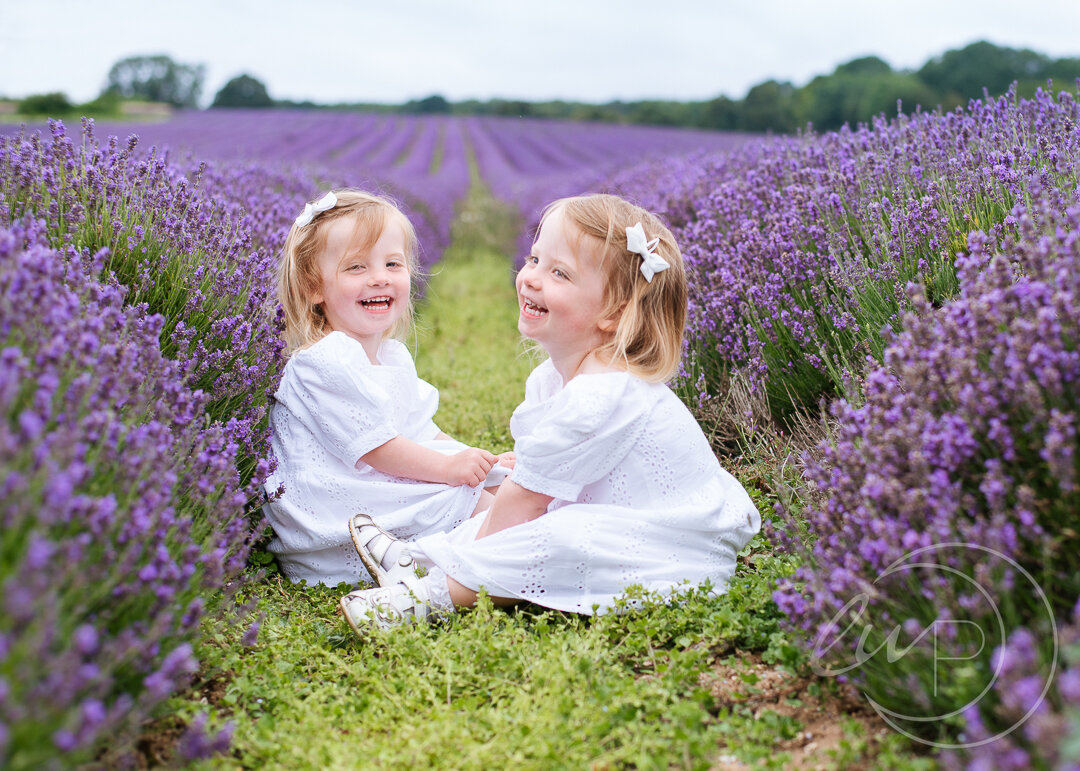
[360,296,393,311]
[521,298,548,319]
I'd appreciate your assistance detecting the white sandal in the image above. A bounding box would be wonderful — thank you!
[339,574,434,633]
[348,512,415,586]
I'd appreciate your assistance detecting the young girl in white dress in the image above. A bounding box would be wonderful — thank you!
[263,189,511,586]
[339,193,761,627]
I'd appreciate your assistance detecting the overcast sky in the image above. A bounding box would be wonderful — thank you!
[2,0,1079,106]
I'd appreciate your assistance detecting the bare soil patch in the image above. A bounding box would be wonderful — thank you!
[705,653,900,770]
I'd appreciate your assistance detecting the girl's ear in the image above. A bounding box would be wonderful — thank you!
[597,302,626,332]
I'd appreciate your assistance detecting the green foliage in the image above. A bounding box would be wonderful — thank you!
[9,90,125,121]
[402,94,452,114]
[917,40,1052,101]
[801,71,938,131]
[212,74,274,108]
[17,91,73,116]
[182,580,721,769]
[104,54,205,108]
[741,80,800,133]
[835,56,893,77]
[76,89,123,116]
[178,501,801,770]
[425,42,1080,134]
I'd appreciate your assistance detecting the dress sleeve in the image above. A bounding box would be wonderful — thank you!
[380,340,440,440]
[414,378,441,440]
[511,373,649,501]
[278,333,399,466]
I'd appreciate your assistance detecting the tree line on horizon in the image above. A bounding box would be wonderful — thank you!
[10,41,1080,134]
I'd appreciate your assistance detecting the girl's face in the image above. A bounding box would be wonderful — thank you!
[516,206,611,369]
[313,213,410,359]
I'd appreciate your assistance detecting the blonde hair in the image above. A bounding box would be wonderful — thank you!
[277,188,419,353]
[540,193,687,382]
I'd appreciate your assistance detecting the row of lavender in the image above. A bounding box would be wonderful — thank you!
[0,112,742,767]
[595,88,1080,767]
[77,110,473,274]
[54,110,748,271]
[0,120,285,767]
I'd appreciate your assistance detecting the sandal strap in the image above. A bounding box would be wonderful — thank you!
[349,513,415,586]
[341,579,431,632]
[363,530,392,565]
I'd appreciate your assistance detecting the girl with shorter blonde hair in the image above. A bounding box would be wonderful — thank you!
[342,193,759,629]
[263,189,512,587]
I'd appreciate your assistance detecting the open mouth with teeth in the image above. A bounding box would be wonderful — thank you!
[521,298,548,318]
[360,296,393,311]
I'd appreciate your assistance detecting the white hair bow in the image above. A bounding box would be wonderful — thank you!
[626,222,668,282]
[294,191,338,227]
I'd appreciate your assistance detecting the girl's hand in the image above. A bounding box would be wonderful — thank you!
[496,451,516,470]
[443,448,497,487]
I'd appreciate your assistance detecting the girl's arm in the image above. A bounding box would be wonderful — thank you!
[361,436,495,487]
[475,479,553,539]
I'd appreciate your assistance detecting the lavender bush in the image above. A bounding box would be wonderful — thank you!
[950,599,1080,770]
[78,110,473,270]
[0,222,251,768]
[467,116,751,265]
[771,194,1080,758]
[613,86,1080,422]
[0,119,284,483]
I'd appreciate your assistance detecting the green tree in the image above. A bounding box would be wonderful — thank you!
[402,94,450,114]
[917,40,1048,99]
[18,91,72,116]
[740,80,799,133]
[1039,57,1080,84]
[857,73,939,121]
[699,95,741,130]
[834,55,892,77]
[490,99,533,117]
[800,56,938,131]
[628,100,690,126]
[103,54,205,108]
[212,74,273,108]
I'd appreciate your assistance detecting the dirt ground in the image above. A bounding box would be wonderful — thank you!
[704,653,900,770]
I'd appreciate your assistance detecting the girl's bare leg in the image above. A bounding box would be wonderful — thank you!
[475,479,553,538]
[471,489,494,516]
[446,575,518,608]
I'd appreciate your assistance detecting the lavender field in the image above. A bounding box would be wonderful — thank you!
[43,110,747,276]
[2,88,1080,769]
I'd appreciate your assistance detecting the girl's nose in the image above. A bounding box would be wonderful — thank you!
[367,270,390,286]
[519,267,540,289]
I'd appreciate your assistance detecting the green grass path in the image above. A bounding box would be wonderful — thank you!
[410,181,538,452]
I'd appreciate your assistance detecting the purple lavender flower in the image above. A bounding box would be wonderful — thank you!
[0,219,253,765]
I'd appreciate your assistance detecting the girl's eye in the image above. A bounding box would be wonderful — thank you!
[553,268,567,279]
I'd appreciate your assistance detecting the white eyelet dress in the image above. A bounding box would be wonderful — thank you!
[413,359,762,614]
[263,331,482,586]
